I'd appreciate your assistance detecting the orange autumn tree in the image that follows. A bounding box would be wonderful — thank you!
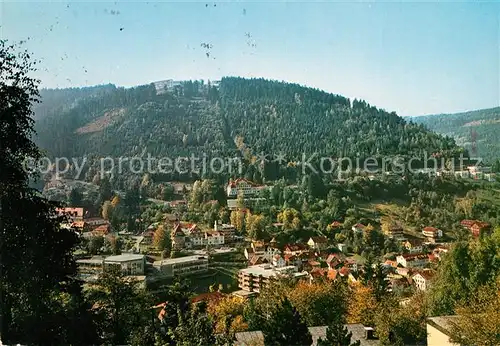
[287,280,347,326]
[207,296,249,333]
[347,282,377,325]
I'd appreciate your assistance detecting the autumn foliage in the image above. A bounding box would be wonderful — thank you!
[207,296,248,333]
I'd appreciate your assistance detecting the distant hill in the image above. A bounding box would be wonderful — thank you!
[412,107,500,163]
[33,77,463,185]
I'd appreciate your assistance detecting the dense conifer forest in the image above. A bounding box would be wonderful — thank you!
[413,107,500,164]
[35,77,462,161]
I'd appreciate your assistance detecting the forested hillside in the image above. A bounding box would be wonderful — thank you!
[34,77,464,185]
[413,107,500,163]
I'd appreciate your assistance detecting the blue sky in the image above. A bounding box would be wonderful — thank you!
[2,0,499,116]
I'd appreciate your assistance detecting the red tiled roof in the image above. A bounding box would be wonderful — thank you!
[384,260,398,268]
[330,221,342,227]
[423,226,438,233]
[461,219,490,228]
[94,224,110,233]
[310,268,328,278]
[228,178,261,188]
[473,221,490,229]
[460,219,476,227]
[188,224,200,233]
[396,267,410,275]
[400,253,428,260]
[339,267,350,276]
[353,223,366,228]
[326,253,343,263]
[71,221,85,228]
[249,255,267,266]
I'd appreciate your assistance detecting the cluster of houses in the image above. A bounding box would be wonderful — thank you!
[141,221,237,250]
[412,165,496,182]
[234,217,486,297]
[236,236,443,297]
[460,219,491,237]
[237,237,361,294]
[56,207,111,236]
[453,165,496,182]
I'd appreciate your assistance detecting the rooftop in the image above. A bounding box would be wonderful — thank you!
[154,255,208,266]
[427,315,459,337]
[239,264,300,278]
[414,270,436,280]
[234,324,378,346]
[231,290,258,299]
[104,254,145,262]
[77,257,105,265]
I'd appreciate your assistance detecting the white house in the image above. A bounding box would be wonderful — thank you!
[187,226,205,247]
[205,231,224,246]
[412,271,435,291]
[422,227,443,239]
[403,239,424,254]
[396,254,428,268]
[307,236,328,251]
[226,178,263,198]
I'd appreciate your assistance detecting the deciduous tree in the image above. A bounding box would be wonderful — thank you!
[154,224,171,251]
